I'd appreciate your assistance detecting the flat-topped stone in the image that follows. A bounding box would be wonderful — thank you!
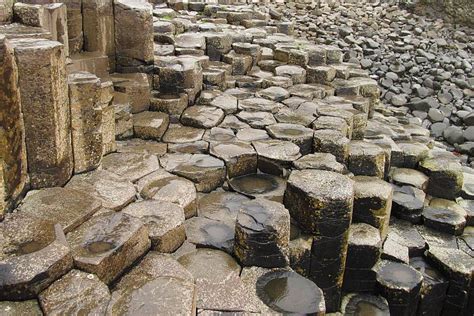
[253,139,301,176]
[236,111,277,129]
[66,169,136,211]
[181,106,225,129]
[266,123,314,155]
[0,213,72,300]
[419,156,463,200]
[101,152,159,182]
[108,252,195,315]
[133,111,170,140]
[238,97,281,113]
[388,167,429,190]
[210,141,257,178]
[66,211,150,284]
[137,169,197,219]
[235,198,290,268]
[39,269,110,315]
[160,153,226,192]
[293,153,346,173]
[122,200,186,252]
[162,124,205,143]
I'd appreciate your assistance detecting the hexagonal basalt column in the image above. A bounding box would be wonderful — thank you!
[284,169,354,312]
[419,156,463,200]
[0,213,73,300]
[253,139,302,177]
[39,269,110,315]
[348,141,386,178]
[66,211,150,285]
[234,198,290,268]
[11,38,73,189]
[160,153,226,192]
[210,141,257,178]
[123,200,186,253]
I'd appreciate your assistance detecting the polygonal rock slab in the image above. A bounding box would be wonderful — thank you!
[19,187,102,233]
[253,139,301,177]
[162,124,205,143]
[234,198,290,268]
[101,152,159,182]
[178,248,259,312]
[353,176,393,239]
[284,169,354,311]
[210,141,257,178]
[293,153,346,173]
[160,154,226,192]
[236,127,270,142]
[108,252,196,315]
[388,168,429,190]
[181,106,225,129]
[203,127,236,143]
[256,86,290,102]
[66,169,136,211]
[313,129,350,163]
[236,111,277,129]
[123,200,186,252]
[391,184,426,224]
[422,206,466,235]
[348,141,386,178]
[133,111,170,140]
[66,211,150,284]
[374,260,423,316]
[39,269,110,315]
[185,216,235,253]
[210,94,238,114]
[340,293,389,316]
[116,138,168,156]
[266,123,314,155]
[137,169,197,219]
[256,270,326,315]
[238,97,281,113]
[0,213,73,300]
[228,173,287,204]
[419,157,463,200]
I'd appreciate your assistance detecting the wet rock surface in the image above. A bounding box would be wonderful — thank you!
[0,0,473,314]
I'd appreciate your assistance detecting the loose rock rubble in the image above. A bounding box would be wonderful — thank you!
[0,0,473,315]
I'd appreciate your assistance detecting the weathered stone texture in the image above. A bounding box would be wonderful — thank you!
[12,38,73,189]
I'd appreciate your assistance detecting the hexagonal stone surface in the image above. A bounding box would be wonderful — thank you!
[348,141,386,178]
[275,65,306,84]
[66,211,150,284]
[238,97,281,113]
[293,153,346,173]
[162,124,205,143]
[160,154,226,192]
[313,129,350,163]
[391,184,426,224]
[203,127,236,143]
[185,216,235,253]
[137,169,197,219]
[210,141,257,178]
[0,300,42,316]
[123,200,186,252]
[39,269,110,315]
[388,168,429,190]
[234,198,290,268]
[108,252,195,315]
[422,206,466,235]
[228,173,287,203]
[419,156,463,200]
[101,152,159,182]
[178,248,259,312]
[133,111,170,140]
[256,270,326,315]
[340,293,389,316]
[210,94,238,114]
[374,260,423,316]
[236,111,277,129]
[19,187,102,233]
[267,123,314,155]
[256,86,290,102]
[0,213,73,300]
[181,106,225,129]
[236,127,270,142]
[253,139,301,176]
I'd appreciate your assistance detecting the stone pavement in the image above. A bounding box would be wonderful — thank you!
[0,0,473,315]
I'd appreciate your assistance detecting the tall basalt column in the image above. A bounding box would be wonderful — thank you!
[68,71,103,173]
[114,0,154,73]
[63,0,83,54]
[284,169,354,312]
[12,38,73,188]
[0,34,28,210]
[83,0,115,70]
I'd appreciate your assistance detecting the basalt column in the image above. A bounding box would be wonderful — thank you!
[83,0,115,70]
[12,38,73,188]
[284,169,354,312]
[63,0,83,54]
[114,0,154,73]
[0,35,28,212]
[68,72,104,173]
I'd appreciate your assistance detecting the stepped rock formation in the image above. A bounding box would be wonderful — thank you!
[0,0,472,315]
